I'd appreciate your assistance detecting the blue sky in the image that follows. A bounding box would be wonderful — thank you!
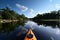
[0,0,60,18]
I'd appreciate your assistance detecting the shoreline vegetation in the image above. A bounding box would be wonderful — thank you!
[0,20,19,23]
[0,7,28,23]
[0,7,60,23]
[29,10,60,26]
[30,10,60,22]
[0,19,59,23]
[40,19,60,21]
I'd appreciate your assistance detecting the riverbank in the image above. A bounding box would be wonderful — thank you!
[0,20,19,23]
[41,19,60,21]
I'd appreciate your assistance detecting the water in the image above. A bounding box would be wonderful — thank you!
[0,21,60,40]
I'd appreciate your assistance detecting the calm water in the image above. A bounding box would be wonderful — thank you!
[0,21,60,40]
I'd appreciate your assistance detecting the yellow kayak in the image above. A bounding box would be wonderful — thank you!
[24,29,37,40]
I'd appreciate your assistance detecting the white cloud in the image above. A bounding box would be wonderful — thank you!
[16,3,28,12]
[29,9,34,13]
[29,9,35,17]
[55,4,60,9]
[37,11,43,14]
[16,3,36,18]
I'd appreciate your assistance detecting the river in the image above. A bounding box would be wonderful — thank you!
[0,21,60,40]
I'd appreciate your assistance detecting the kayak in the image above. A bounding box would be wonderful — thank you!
[24,29,37,40]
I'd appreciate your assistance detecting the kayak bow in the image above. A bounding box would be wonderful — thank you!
[24,29,37,40]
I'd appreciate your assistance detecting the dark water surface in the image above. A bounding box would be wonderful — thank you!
[0,21,60,40]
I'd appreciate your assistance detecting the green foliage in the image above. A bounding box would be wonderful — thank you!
[0,7,28,21]
[32,10,60,22]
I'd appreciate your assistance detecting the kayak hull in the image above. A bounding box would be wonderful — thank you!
[24,29,37,40]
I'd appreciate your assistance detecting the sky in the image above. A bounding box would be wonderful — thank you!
[0,0,60,18]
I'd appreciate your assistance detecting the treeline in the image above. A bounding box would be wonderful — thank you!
[0,7,28,21]
[32,10,60,21]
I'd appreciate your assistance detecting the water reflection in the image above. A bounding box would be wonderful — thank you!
[0,21,60,40]
[24,21,60,40]
[0,21,25,33]
[34,21,59,28]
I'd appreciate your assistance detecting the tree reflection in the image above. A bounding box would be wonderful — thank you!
[34,21,59,28]
[0,21,25,33]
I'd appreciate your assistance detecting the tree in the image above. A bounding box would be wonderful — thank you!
[0,7,28,21]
